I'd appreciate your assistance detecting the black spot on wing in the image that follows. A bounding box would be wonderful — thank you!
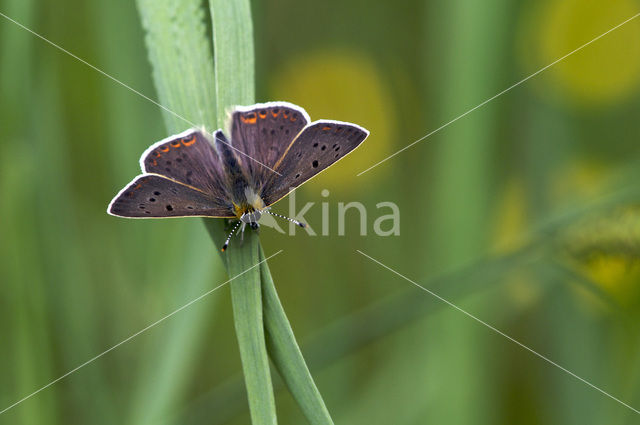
[260,121,369,206]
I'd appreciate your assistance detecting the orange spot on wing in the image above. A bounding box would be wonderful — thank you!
[241,112,257,124]
[271,110,279,117]
[182,136,196,146]
[258,110,267,119]
[155,151,162,157]
[128,183,142,197]
[151,159,157,166]
[160,146,170,152]
[170,140,181,147]
[322,126,332,131]
[283,111,289,119]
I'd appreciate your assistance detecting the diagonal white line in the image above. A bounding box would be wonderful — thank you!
[0,250,283,416]
[357,12,640,177]
[356,249,640,415]
[0,11,281,176]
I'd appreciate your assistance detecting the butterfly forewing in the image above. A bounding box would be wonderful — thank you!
[230,103,308,188]
[141,129,230,202]
[108,174,235,218]
[261,121,369,206]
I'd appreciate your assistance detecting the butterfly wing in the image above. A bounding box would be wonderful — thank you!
[108,173,235,218]
[110,128,235,218]
[261,120,369,206]
[230,102,309,188]
[140,128,231,204]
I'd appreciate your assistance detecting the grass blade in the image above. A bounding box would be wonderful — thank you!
[210,0,254,123]
[137,0,217,134]
[209,1,277,423]
[137,1,331,423]
[226,232,277,424]
[132,1,222,423]
[260,247,334,425]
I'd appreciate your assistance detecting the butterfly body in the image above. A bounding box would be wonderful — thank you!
[108,101,369,248]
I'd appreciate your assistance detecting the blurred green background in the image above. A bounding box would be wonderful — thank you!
[2,0,640,424]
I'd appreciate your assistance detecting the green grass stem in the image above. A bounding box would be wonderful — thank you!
[137,1,333,422]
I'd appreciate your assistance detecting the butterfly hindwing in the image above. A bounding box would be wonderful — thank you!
[261,121,369,205]
[108,174,235,218]
[140,129,230,202]
[230,102,309,187]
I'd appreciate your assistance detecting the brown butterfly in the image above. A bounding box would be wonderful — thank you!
[108,102,369,250]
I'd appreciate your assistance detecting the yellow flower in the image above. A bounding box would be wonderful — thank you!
[270,49,394,190]
[550,159,607,206]
[492,177,541,308]
[492,177,530,254]
[520,0,640,106]
[562,205,640,305]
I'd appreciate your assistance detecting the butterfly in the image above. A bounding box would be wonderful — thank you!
[107,101,369,251]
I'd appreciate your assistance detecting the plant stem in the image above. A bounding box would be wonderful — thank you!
[224,232,277,424]
[209,1,277,423]
[210,0,255,123]
[260,246,334,425]
[134,1,224,423]
[139,0,332,422]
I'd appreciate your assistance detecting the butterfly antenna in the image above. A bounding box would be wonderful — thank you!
[221,221,242,252]
[263,210,307,228]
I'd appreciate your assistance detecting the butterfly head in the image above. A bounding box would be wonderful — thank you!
[221,205,263,252]
[230,186,268,224]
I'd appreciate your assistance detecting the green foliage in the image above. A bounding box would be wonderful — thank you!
[137,0,217,134]
[133,2,224,424]
[260,246,333,425]
[225,232,277,424]
[137,1,332,423]
[209,0,255,127]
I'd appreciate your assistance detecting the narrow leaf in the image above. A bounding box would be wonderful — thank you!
[260,247,334,425]
[132,1,222,423]
[209,1,277,424]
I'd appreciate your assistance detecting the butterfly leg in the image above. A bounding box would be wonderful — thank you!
[239,222,247,243]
